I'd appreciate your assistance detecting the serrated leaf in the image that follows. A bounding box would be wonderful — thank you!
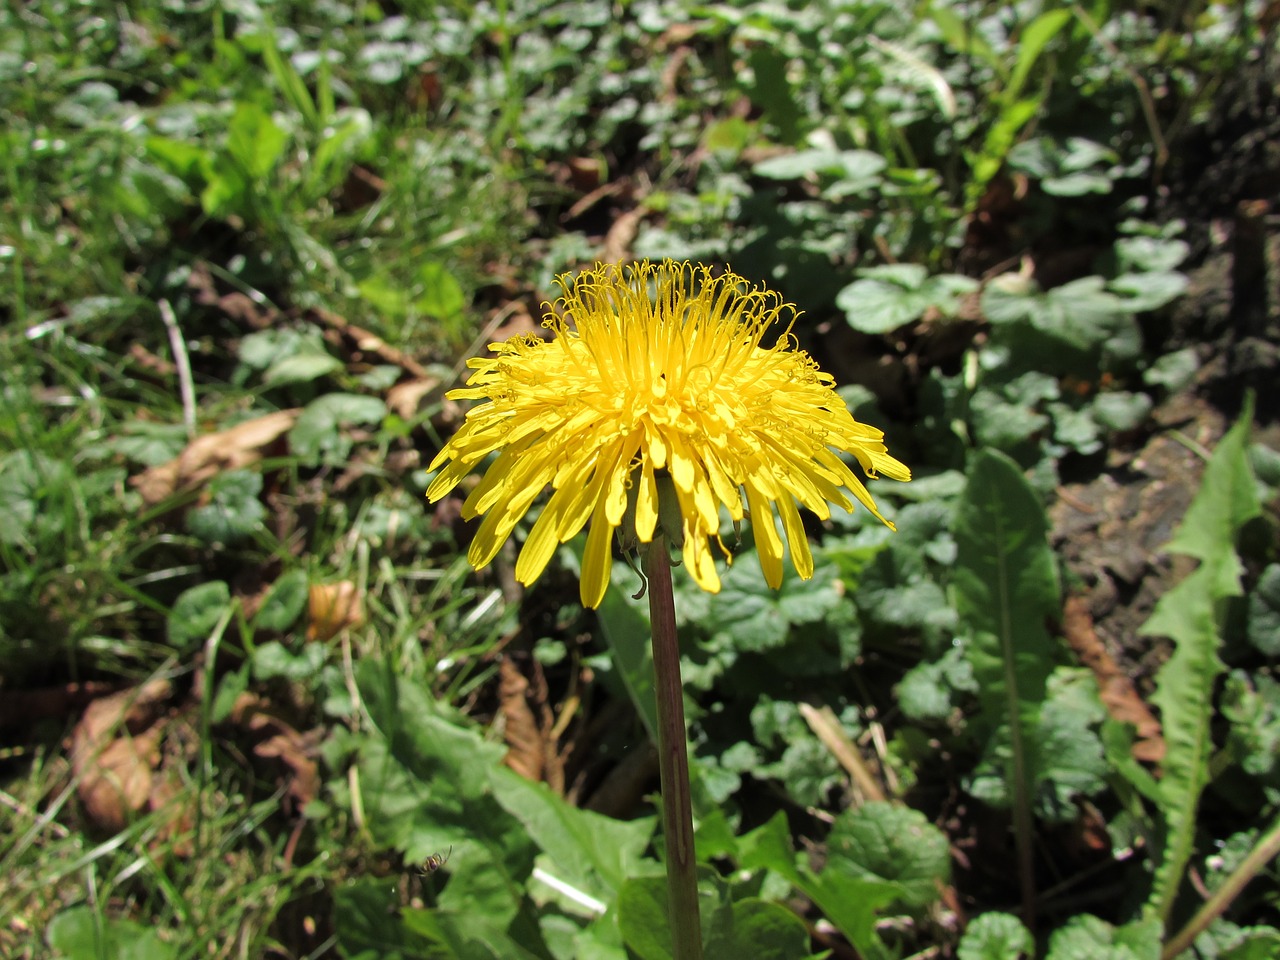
[956,911,1033,960]
[824,802,950,907]
[1142,402,1261,925]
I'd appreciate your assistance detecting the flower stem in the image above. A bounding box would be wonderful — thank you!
[645,535,703,960]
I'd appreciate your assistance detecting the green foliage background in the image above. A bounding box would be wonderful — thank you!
[2,1,1277,959]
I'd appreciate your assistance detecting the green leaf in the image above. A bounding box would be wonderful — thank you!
[46,906,179,960]
[1007,8,1072,103]
[836,266,977,335]
[1145,348,1199,393]
[1246,564,1280,656]
[333,878,446,960]
[824,802,951,908]
[1045,914,1162,960]
[596,573,658,743]
[253,569,309,632]
[735,813,896,955]
[415,261,466,319]
[956,911,1033,960]
[1142,402,1261,925]
[1223,673,1280,778]
[107,420,190,467]
[1109,272,1188,312]
[954,450,1058,742]
[489,765,654,899]
[617,877,674,960]
[347,659,536,930]
[897,645,978,721]
[953,450,1058,867]
[167,580,232,648]
[290,393,388,464]
[704,897,812,959]
[1091,391,1152,432]
[186,469,265,544]
[262,345,344,387]
[225,100,287,179]
[252,640,326,681]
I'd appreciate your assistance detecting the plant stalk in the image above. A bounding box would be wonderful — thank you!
[1162,813,1280,959]
[645,535,703,960]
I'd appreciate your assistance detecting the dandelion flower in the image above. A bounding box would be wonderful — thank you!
[426,260,910,609]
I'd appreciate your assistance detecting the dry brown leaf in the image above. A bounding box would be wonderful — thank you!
[386,377,441,420]
[1063,594,1165,763]
[307,581,364,641]
[131,409,299,505]
[249,715,321,812]
[499,658,545,783]
[70,679,172,832]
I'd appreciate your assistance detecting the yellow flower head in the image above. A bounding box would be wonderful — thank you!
[426,260,910,609]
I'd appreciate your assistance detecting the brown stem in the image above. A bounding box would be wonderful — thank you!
[645,535,703,960]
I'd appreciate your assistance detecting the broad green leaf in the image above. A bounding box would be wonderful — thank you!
[1091,392,1153,432]
[1142,403,1260,925]
[752,148,846,180]
[956,912,1032,960]
[489,764,654,899]
[167,580,232,648]
[415,261,466,318]
[333,878,446,960]
[401,907,550,960]
[262,345,344,386]
[824,802,950,908]
[1145,348,1199,393]
[836,266,976,335]
[897,645,977,721]
[735,813,896,956]
[253,569,309,632]
[616,877,674,960]
[290,394,388,464]
[953,449,1058,874]
[46,906,179,960]
[349,659,536,929]
[954,450,1058,742]
[225,100,287,179]
[1045,914,1161,960]
[1109,272,1188,312]
[1246,564,1280,656]
[186,469,265,544]
[252,640,326,681]
[704,897,812,959]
